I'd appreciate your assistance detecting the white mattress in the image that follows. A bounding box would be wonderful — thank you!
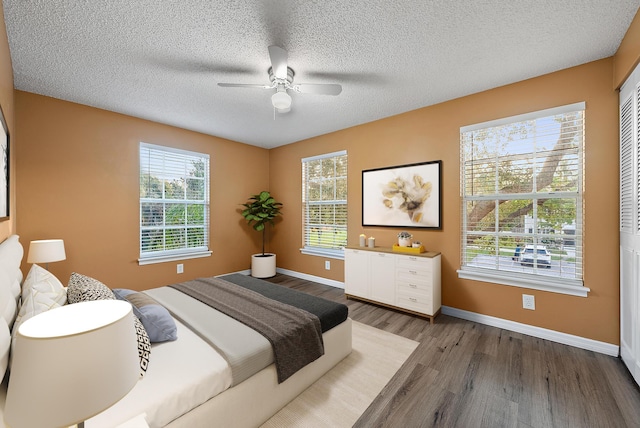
[86,318,232,428]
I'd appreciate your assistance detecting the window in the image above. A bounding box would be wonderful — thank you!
[458,103,587,296]
[139,143,211,264]
[301,151,347,259]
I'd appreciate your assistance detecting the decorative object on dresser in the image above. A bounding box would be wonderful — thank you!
[344,246,441,324]
[397,231,413,247]
[4,300,140,428]
[26,238,66,270]
[240,191,283,278]
[362,160,442,229]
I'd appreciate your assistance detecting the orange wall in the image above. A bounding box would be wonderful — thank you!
[270,58,620,344]
[0,0,14,241]
[614,7,640,89]
[15,91,270,290]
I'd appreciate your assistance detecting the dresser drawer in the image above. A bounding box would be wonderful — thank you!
[397,293,433,314]
[397,280,432,296]
[396,268,432,284]
[396,255,433,272]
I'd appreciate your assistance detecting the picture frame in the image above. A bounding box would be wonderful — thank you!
[0,104,8,221]
[362,160,442,229]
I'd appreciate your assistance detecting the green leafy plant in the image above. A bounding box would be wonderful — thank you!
[241,191,283,256]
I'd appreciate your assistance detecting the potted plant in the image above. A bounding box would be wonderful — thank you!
[241,191,283,278]
[397,231,413,247]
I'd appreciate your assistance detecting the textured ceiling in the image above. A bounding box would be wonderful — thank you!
[3,1,639,148]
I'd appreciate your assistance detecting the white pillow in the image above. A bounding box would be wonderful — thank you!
[21,264,67,305]
[12,265,67,341]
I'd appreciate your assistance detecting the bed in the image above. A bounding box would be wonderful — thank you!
[0,235,352,428]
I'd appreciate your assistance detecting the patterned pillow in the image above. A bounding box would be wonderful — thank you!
[67,272,115,303]
[113,289,177,343]
[67,273,150,377]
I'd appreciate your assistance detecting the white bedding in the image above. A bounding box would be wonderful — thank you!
[86,319,232,428]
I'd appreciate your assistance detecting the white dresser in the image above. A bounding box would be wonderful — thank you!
[344,246,441,323]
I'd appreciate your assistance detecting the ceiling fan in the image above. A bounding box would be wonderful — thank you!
[217,45,342,114]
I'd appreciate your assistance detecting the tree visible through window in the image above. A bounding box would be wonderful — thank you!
[139,143,210,262]
[459,103,585,294]
[302,151,347,258]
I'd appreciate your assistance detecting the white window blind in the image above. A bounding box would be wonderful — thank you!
[301,151,347,259]
[458,103,587,296]
[139,143,211,264]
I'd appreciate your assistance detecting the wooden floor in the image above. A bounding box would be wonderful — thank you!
[265,274,640,428]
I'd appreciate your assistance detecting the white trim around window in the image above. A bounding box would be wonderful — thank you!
[139,142,211,265]
[459,102,587,296]
[301,150,348,259]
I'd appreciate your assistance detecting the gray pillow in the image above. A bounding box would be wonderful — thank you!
[113,289,177,343]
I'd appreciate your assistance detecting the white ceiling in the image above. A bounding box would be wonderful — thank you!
[3,1,639,148]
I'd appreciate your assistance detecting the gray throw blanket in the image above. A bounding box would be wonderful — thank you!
[170,277,324,383]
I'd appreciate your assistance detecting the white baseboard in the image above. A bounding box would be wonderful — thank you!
[276,268,345,289]
[442,306,619,357]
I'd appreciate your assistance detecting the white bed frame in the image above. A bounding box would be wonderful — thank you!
[166,318,352,428]
[0,235,353,428]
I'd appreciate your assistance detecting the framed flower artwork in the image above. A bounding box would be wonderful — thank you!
[362,160,442,229]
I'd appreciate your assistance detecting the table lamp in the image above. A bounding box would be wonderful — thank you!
[26,239,66,270]
[4,300,140,428]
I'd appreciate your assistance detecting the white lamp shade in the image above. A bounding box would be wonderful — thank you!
[271,91,292,110]
[4,300,140,428]
[27,239,66,264]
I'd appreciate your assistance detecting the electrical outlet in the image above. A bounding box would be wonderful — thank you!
[177,263,184,274]
[325,260,331,270]
[522,294,535,310]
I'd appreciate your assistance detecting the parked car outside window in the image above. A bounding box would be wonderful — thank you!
[520,245,551,268]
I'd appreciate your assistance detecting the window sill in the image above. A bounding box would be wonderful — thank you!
[300,247,345,260]
[457,267,589,297]
[138,250,212,266]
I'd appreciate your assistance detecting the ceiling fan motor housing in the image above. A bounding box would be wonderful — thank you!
[269,66,295,86]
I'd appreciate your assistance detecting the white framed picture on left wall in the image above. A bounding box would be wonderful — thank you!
[0,104,8,221]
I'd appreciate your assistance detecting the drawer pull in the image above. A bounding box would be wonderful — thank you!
[409,297,417,302]
[409,284,417,288]
[409,257,417,261]
[409,270,417,274]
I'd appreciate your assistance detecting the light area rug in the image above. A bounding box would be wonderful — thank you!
[260,321,419,428]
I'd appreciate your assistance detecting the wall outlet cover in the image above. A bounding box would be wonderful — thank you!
[522,294,535,310]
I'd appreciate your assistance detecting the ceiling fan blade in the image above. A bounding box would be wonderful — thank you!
[268,45,288,80]
[293,83,342,96]
[218,83,272,89]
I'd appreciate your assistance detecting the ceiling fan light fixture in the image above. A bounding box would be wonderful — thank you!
[271,91,292,110]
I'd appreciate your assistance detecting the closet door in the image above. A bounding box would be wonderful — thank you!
[620,63,640,387]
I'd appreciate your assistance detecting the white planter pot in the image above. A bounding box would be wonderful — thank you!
[398,237,412,247]
[251,253,276,278]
